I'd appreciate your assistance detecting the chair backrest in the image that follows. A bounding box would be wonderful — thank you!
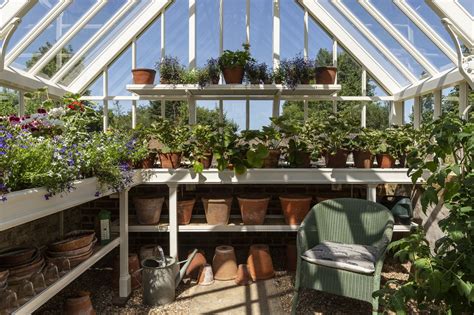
[309,198,394,247]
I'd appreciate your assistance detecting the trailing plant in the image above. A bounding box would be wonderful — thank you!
[156,56,184,84]
[188,124,218,173]
[218,43,253,70]
[181,68,210,88]
[272,66,285,84]
[245,61,272,84]
[280,55,315,89]
[151,118,190,154]
[205,58,220,84]
[374,113,474,313]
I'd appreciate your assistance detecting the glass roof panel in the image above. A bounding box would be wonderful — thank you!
[280,0,304,59]
[196,0,219,67]
[136,17,161,70]
[250,0,273,66]
[457,0,473,16]
[12,0,97,72]
[367,0,453,72]
[223,0,246,52]
[308,19,333,61]
[37,0,128,79]
[108,45,132,96]
[165,0,188,66]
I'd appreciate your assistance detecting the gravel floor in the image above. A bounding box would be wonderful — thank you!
[35,256,410,314]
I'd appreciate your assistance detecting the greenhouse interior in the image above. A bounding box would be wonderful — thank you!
[0,0,473,314]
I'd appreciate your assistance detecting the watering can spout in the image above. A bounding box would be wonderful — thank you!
[175,249,198,289]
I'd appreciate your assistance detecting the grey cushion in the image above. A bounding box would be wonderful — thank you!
[301,241,378,274]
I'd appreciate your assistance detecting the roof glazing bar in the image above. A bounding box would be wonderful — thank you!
[358,0,438,76]
[332,0,418,83]
[0,0,37,31]
[28,0,109,76]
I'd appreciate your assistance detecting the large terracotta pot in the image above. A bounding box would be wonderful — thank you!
[237,196,270,225]
[222,67,244,84]
[315,66,337,84]
[325,149,349,168]
[159,152,182,169]
[376,154,396,168]
[235,264,252,286]
[185,250,207,280]
[177,198,196,225]
[212,245,238,280]
[113,253,141,290]
[353,150,374,168]
[247,244,274,280]
[63,291,96,315]
[262,149,281,168]
[139,153,157,169]
[202,197,233,225]
[199,153,213,169]
[134,197,164,225]
[286,243,297,272]
[131,68,156,84]
[279,195,312,225]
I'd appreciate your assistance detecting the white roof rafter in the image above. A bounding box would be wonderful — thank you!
[358,0,438,76]
[332,0,418,84]
[0,0,37,31]
[28,0,109,76]
[299,0,401,94]
[68,0,173,93]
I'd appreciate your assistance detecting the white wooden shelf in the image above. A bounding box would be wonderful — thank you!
[126,84,341,100]
[13,237,120,315]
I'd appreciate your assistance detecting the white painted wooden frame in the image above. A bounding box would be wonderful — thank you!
[0,0,37,31]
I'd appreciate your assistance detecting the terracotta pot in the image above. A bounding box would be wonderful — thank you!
[198,264,214,286]
[262,149,281,168]
[279,195,312,225]
[399,155,407,168]
[64,291,96,315]
[237,196,270,225]
[131,68,156,84]
[212,245,238,280]
[0,247,36,266]
[293,151,311,168]
[235,264,252,286]
[48,238,96,258]
[139,244,159,262]
[177,198,196,225]
[222,67,244,84]
[376,154,396,168]
[199,153,213,169]
[185,250,207,280]
[325,149,349,168]
[134,197,164,225]
[202,197,233,225]
[140,153,157,169]
[113,253,141,290]
[159,152,182,169]
[353,150,374,168]
[48,249,92,268]
[210,76,220,85]
[247,244,274,280]
[9,255,44,278]
[0,270,8,289]
[49,231,95,252]
[286,243,297,272]
[315,66,337,84]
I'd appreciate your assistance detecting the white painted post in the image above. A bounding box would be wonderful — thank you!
[367,184,377,202]
[413,96,421,128]
[131,100,137,129]
[273,92,281,118]
[459,82,468,118]
[103,68,109,132]
[168,184,178,258]
[161,8,166,59]
[303,99,309,121]
[246,1,250,130]
[161,100,166,118]
[433,89,442,120]
[389,101,404,126]
[131,38,137,129]
[332,38,338,113]
[119,189,131,298]
[188,95,196,125]
[218,101,224,124]
[273,0,280,69]
[18,90,25,117]
[245,99,250,130]
[361,69,367,128]
[304,9,308,59]
[189,0,196,70]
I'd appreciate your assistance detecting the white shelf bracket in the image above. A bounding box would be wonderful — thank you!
[0,18,20,71]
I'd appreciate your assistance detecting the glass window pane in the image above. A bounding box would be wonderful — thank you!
[250,101,272,129]
[223,101,245,132]
[136,17,161,70]
[223,0,246,52]
[404,99,414,125]
[280,0,304,59]
[83,74,103,96]
[250,0,273,66]
[366,102,389,130]
[109,100,132,130]
[421,93,434,124]
[196,0,219,67]
[457,0,473,16]
[0,87,18,116]
[165,0,189,66]
[136,100,159,127]
[197,100,220,126]
[107,46,132,96]
[308,19,333,61]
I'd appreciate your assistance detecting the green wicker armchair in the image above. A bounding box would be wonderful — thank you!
[291,198,394,314]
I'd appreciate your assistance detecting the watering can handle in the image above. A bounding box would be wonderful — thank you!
[175,249,198,289]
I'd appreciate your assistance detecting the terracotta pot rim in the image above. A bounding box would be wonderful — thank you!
[132,68,156,73]
[279,195,312,201]
[237,196,271,201]
[134,196,165,201]
[178,198,196,203]
[202,196,233,202]
[216,245,234,253]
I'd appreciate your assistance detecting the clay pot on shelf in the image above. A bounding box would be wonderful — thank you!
[177,198,196,225]
[222,67,244,84]
[235,264,252,286]
[262,149,281,168]
[185,250,207,280]
[212,245,238,280]
[49,231,95,252]
[237,196,270,225]
[202,197,233,225]
[376,154,396,168]
[199,153,213,169]
[293,151,312,168]
[63,291,96,315]
[325,149,349,168]
[0,270,9,290]
[353,150,374,169]
[286,243,297,272]
[198,264,214,286]
[159,152,182,169]
[0,247,36,266]
[247,244,274,280]
[131,68,156,85]
[139,153,157,169]
[398,155,407,168]
[315,66,337,84]
[113,253,141,290]
[279,195,312,225]
[134,197,164,225]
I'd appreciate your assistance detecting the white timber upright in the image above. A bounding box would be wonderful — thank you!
[361,69,367,127]
[272,0,280,118]
[119,189,131,298]
[433,89,442,120]
[168,184,178,258]
[413,96,421,128]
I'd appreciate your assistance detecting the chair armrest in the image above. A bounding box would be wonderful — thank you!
[373,220,394,259]
[296,209,320,256]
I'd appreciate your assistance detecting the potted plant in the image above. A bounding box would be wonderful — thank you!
[131,68,156,84]
[315,60,337,85]
[273,66,285,84]
[391,124,416,167]
[245,61,272,84]
[373,129,397,168]
[350,128,378,168]
[218,43,253,84]
[151,118,190,169]
[242,126,282,168]
[188,124,218,172]
[273,117,312,168]
[156,56,184,84]
[181,68,210,88]
[128,126,156,169]
[322,112,354,168]
[280,55,315,89]
[205,58,220,84]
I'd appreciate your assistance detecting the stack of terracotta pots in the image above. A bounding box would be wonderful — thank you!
[47,230,96,268]
[0,246,43,288]
[64,291,96,315]
[134,197,164,225]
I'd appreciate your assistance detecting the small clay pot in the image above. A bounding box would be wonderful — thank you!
[222,67,244,84]
[198,264,214,286]
[159,152,182,169]
[315,66,337,84]
[131,68,156,85]
[63,291,96,315]
[262,149,281,168]
[353,150,374,168]
[376,154,396,168]
[247,244,274,280]
[293,151,311,168]
[113,253,141,290]
[286,243,297,272]
[237,196,270,225]
[185,250,207,280]
[177,198,196,225]
[199,153,213,169]
[325,149,349,168]
[235,264,252,286]
[212,245,238,280]
[139,153,157,169]
[279,195,312,225]
[134,197,164,225]
[202,197,233,225]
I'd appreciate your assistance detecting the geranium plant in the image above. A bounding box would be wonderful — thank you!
[188,124,218,173]
[156,56,184,84]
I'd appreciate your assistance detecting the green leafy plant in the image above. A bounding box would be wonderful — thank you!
[280,55,315,89]
[218,43,253,70]
[205,58,220,84]
[156,56,184,84]
[245,61,272,84]
[188,124,218,173]
[151,118,190,154]
[375,113,474,313]
[272,116,312,167]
